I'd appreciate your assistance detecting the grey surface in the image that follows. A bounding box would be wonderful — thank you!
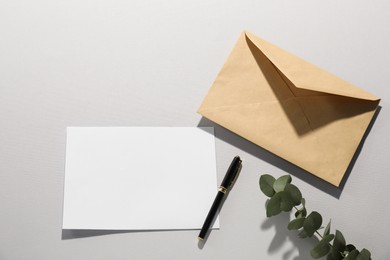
[1,0,389,259]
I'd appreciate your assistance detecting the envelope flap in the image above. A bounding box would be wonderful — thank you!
[245,32,379,101]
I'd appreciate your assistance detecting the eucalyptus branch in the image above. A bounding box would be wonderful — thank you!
[259,174,372,260]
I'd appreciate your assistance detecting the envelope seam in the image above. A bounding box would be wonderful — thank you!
[270,61,315,133]
[271,63,297,98]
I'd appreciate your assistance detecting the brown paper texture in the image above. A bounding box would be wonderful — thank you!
[198,31,380,186]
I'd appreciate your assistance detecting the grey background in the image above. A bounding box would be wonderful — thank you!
[1,0,389,259]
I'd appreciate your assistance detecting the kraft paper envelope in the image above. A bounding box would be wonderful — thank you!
[198,31,380,186]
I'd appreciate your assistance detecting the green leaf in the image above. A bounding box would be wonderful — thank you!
[344,249,359,260]
[295,207,307,218]
[357,249,371,260]
[330,251,342,260]
[280,191,294,212]
[288,217,305,230]
[266,191,294,217]
[273,175,292,192]
[311,242,331,258]
[331,230,346,260]
[323,220,331,236]
[259,174,276,197]
[303,211,322,237]
[266,192,282,217]
[345,244,357,253]
[324,233,335,242]
[327,253,336,260]
[284,183,302,205]
[310,234,334,259]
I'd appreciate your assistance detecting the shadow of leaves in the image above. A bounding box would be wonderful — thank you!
[260,213,320,260]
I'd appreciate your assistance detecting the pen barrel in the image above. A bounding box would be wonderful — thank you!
[220,156,241,188]
[198,190,225,239]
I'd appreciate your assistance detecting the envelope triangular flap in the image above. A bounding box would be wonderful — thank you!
[198,32,297,112]
[245,32,379,101]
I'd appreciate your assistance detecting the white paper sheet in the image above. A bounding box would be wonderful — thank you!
[62,127,219,230]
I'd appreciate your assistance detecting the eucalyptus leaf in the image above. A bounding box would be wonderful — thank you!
[344,249,359,260]
[273,175,292,192]
[310,234,334,259]
[259,174,276,197]
[332,230,346,259]
[311,241,331,258]
[345,244,357,253]
[330,250,342,260]
[326,253,336,260]
[280,191,294,212]
[323,220,331,236]
[356,249,371,260]
[266,192,282,217]
[303,211,322,237]
[324,234,335,243]
[285,183,302,205]
[288,217,305,230]
[295,207,307,218]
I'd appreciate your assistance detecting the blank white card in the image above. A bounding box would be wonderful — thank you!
[62,127,218,230]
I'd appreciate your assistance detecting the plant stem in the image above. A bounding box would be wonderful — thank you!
[315,230,323,239]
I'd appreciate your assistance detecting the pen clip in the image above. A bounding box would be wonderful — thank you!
[229,161,242,188]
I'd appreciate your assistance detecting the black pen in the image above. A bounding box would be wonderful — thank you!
[198,156,242,240]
